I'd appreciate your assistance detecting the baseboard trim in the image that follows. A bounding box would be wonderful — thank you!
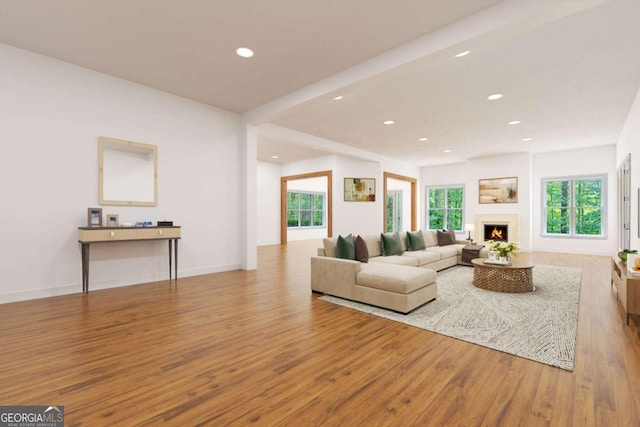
[0,263,242,305]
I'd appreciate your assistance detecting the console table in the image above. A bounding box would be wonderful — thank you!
[610,256,640,325]
[78,226,181,293]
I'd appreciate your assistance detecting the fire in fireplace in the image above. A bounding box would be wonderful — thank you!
[484,224,508,241]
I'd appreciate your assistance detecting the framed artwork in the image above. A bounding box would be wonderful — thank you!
[87,207,103,227]
[344,178,375,202]
[479,177,518,204]
[106,214,119,227]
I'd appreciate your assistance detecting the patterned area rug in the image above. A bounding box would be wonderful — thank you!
[320,265,582,371]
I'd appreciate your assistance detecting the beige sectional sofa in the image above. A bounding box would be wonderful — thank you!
[311,230,488,313]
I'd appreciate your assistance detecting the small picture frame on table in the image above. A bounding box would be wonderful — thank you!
[87,207,102,227]
[106,214,119,227]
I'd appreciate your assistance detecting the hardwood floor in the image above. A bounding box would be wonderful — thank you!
[1,242,639,426]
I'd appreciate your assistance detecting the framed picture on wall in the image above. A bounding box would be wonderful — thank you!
[344,178,375,201]
[479,177,518,204]
[87,207,103,227]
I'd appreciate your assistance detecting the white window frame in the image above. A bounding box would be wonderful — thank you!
[541,174,607,238]
[287,190,326,229]
[425,184,465,231]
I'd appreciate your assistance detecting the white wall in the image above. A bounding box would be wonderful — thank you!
[532,146,617,255]
[259,155,395,239]
[256,161,281,245]
[617,84,640,252]
[0,43,243,302]
[334,156,383,236]
[466,153,533,250]
[420,148,618,255]
[421,153,532,247]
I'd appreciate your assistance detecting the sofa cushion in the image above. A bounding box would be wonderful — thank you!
[402,250,441,266]
[357,264,437,294]
[423,230,438,247]
[426,245,458,259]
[354,235,369,263]
[361,234,382,258]
[437,229,455,246]
[406,230,426,251]
[322,237,338,257]
[369,255,418,267]
[381,232,404,256]
[336,234,355,260]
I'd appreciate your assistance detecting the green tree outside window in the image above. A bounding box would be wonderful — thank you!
[543,176,604,237]
[426,185,464,231]
[287,191,325,229]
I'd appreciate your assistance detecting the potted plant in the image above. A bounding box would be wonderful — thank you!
[618,249,638,262]
[488,241,520,262]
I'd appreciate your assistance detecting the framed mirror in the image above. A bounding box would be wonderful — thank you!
[98,136,157,206]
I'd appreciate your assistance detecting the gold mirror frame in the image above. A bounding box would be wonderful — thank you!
[98,136,158,206]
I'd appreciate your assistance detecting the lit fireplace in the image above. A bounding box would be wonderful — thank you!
[484,224,508,242]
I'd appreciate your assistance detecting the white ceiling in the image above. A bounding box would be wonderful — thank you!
[2,0,639,167]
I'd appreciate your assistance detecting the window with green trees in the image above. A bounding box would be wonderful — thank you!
[426,185,464,231]
[543,175,605,237]
[386,190,402,232]
[287,191,325,228]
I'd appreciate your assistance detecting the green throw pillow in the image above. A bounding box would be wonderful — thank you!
[407,230,426,251]
[381,232,403,256]
[336,234,355,260]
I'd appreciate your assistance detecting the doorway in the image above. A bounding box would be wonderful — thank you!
[383,172,417,232]
[280,170,332,244]
[618,154,631,250]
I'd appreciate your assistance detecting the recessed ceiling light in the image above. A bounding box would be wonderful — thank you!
[487,93,503,100]
[419,137,428,141]
[333,95,343,101]
[522,137,533,142]
[236,47,254,58]
[384,120,395,125]
[508,120,521,125]
[444,149,452,153]
[271,155,279,159]
[455,50,471,58]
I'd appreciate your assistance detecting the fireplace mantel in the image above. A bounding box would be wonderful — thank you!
[474,214,520,244]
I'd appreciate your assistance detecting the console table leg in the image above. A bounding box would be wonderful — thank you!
[174,239,178,280]
[81,243,90,293]
[168,240,173,280]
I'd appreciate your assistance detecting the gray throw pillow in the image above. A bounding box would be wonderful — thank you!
[354,235,369,263]
[407,230,426,251]
[437,230,455,246]
[381,232,404,256]
[336,234,355,260]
